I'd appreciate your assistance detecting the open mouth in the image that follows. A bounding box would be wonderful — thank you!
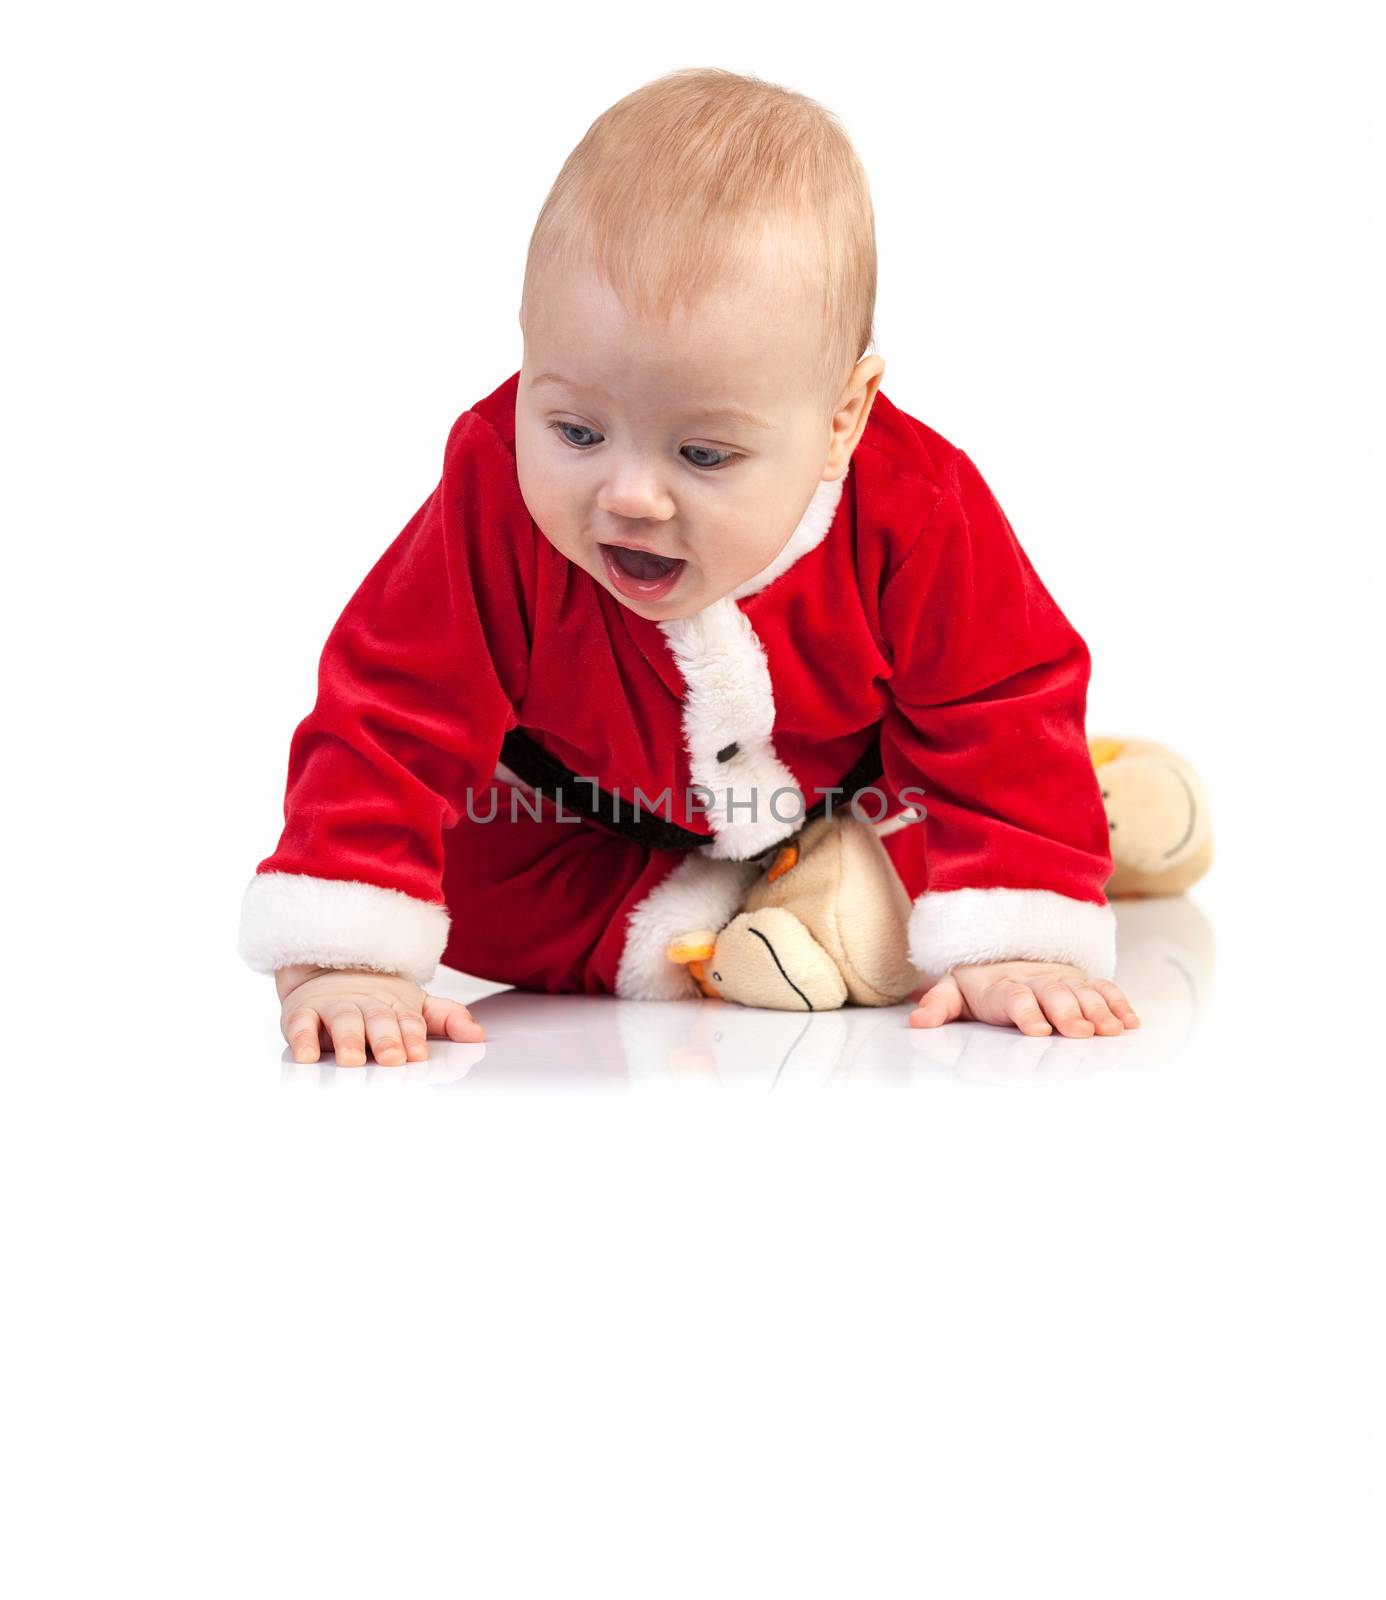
[599,542,687,600]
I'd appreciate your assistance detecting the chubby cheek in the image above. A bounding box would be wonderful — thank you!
[706,526,785,592]
[515,446,589,566]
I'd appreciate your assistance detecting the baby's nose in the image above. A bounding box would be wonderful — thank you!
[596,471,673,522]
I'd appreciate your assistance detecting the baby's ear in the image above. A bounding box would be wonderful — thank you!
[666,930,718,965]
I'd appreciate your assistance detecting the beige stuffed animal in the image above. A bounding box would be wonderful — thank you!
[663,733,1213,1010]
[665,811,921,1012]
[1089,734,1213,897]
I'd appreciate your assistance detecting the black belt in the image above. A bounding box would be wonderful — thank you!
[497,726,885,853]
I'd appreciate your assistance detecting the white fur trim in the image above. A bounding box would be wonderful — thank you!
[730,472,847,600]
[654,474,847,862]
[659,598,806,860]
[237,870,451,985]
[614,850,762,999]
[908,887,1118,981]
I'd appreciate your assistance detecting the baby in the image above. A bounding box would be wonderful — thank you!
[239,67,1140,1066]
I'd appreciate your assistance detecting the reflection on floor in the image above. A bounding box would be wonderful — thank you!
[280,894,1215,1090]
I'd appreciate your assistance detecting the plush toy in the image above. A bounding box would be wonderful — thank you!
[664,734,1213,1011]
[1088,734,1213,898]
[665,810,921,1012]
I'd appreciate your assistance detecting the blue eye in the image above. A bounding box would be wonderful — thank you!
[548,421,735,471]
[552,421,600,449]
[683,444,732,470]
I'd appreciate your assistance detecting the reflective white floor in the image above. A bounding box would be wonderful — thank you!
[9,889,1379,1595]
[280,895,1215,1090]
[272,902,1209,1088]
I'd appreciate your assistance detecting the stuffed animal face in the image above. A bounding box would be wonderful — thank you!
[669,907,850,1011]
[664,813,921,1010]
[1090,736,1213,897]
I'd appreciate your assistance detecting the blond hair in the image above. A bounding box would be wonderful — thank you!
[520,67,878,412]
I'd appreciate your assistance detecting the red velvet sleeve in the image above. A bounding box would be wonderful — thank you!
[877,448,1118,979]
[237,410,530,983]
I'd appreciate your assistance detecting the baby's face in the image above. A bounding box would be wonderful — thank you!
[515,249,846,620]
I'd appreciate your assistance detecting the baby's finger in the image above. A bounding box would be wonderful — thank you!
[323,1002,368,1067]
[997,980,1054,1036]
[1034,981,1095,1038]
[362,1002,408,1067]
[395,1007,430,1062]
[908,975,963,1029]
[283,1005,324,1064]
[1072,985,1125,1034]
[421,993,486,1042]
[1092,980,1140,1026]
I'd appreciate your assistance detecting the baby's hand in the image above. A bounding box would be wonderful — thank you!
[275,965,486,1066]
[909,960,1140,1038]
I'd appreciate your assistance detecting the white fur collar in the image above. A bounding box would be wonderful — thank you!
[655,469,847,861]
[658,599,802,859]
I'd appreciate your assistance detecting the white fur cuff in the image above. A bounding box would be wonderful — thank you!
[237,871,451,986]
[908,886,1117,981]
[614,850,761,1000]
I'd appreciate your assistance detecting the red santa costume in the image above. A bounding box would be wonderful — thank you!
[237,370,1117,1001]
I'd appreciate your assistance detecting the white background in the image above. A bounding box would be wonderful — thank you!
[3,2,1381,1594]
